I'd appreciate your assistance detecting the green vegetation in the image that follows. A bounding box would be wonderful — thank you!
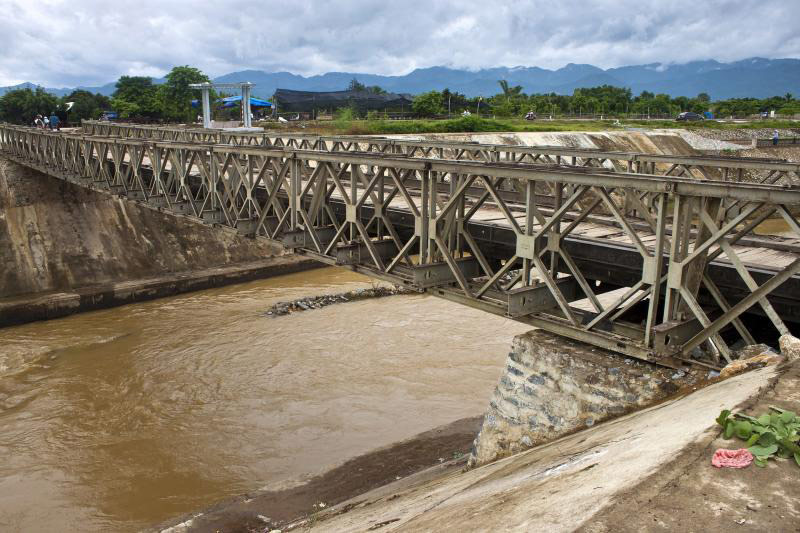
[0,87,59,124]
[0,65,216,125]
[717,407,800,468]
[111,76,160,119]
[308,116,799,136]
[62,90,111,125]
[412,90,445,117]
[347,77,387,95]
[409,84,800,119]
[112,66,212,120]
[157,66,212,122]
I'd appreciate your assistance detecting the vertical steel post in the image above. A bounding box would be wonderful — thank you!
[210,151,218,210]
[523,180,535,285]
[242,84,253,128]
[420,169,430,264]
[202,84,212,129]
[550,182,562,275]
[290,156,299,230]
[377,170,384,240]
[428,170,437,262]
[350,164,357,242]
[645,193,667,346]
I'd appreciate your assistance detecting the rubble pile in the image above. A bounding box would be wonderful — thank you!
[265,285,415,316]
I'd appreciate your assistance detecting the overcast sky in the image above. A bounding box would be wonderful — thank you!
[1,0,798,87]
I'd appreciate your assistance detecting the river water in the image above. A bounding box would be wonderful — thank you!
[0,267,529,532]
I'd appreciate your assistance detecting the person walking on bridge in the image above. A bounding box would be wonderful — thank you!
[773,129,780,146]
[34,114,44,128]
[49,112,60,131]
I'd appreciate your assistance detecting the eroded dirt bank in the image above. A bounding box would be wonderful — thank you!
[0,156,315,323]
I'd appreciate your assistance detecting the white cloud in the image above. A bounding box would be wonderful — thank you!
[0,0,798,86]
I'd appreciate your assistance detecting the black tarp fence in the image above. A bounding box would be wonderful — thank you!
[273,89,414,113]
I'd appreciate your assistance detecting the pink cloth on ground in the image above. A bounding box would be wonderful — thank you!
[711,448,754,468]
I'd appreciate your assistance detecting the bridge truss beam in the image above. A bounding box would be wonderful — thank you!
[3,123,800,368]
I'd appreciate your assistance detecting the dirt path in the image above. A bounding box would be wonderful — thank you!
[580,362,800,532]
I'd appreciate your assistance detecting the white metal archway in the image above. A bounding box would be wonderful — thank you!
[189,82,255,129]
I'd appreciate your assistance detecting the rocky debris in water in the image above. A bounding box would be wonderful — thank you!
[265,285,415,316]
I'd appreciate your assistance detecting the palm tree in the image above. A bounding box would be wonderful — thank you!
[786,93,794,102]
[499,80,510,98]
[498,79,523,99]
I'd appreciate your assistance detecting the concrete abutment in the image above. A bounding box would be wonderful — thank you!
[469,329,691,466]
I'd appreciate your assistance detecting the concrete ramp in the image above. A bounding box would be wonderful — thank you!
[398,129,743,157]
[292,364,781,532]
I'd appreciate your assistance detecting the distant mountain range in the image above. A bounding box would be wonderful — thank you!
[3,57,799,100]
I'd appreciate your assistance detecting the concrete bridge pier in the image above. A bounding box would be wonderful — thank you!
[469,330,695,466]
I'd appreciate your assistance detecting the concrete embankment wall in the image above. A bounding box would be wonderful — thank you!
[402,128,744,155]
[0,156,315,323]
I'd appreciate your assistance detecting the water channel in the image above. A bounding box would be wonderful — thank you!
[0,267,528,531]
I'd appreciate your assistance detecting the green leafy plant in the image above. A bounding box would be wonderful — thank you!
[717,407,800,468]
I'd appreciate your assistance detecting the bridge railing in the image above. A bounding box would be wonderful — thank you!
[4,123,800,368]
[80,120,800,187]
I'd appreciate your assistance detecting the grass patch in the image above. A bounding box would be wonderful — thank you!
[297,117,799,136]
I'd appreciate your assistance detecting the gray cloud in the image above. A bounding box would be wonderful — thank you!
[1,0,798,86]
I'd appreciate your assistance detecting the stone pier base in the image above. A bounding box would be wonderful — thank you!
[469,330,687,466]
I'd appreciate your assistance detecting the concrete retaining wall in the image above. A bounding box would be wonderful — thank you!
[469,330,691,466]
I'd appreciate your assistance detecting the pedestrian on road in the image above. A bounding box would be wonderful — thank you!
[49,112,60,131]
[773,129,780,146]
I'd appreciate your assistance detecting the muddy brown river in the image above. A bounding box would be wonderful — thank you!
[0,267,528,532]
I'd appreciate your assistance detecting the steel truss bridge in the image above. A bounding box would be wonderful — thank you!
[3,122,800,369]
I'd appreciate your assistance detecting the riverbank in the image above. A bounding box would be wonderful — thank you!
[0,255,321,327]
[259,361,796,532]
[160,417,482,532]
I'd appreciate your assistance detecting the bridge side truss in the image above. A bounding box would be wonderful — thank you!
[3,124,800,367]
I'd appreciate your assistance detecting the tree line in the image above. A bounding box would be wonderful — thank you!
[411,83,798,118]
[1,66,798,125]
[0,65,212,126]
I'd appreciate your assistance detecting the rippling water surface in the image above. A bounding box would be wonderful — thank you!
[0,267,528,531]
